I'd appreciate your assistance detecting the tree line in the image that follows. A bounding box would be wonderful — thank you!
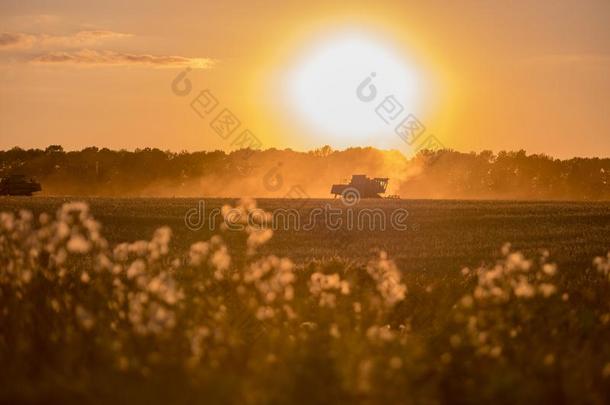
[0,145,608,199]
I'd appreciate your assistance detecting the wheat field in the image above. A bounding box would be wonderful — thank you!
[1,197,609,404]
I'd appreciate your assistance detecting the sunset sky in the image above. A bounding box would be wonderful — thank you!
[1,0,609,158]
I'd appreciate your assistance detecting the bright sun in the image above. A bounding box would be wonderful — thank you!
[284,30,423,148]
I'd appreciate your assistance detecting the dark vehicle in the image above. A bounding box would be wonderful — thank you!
[331,174,389,200]
[0,175,42,196]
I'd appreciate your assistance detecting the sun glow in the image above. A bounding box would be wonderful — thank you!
[282,30,424,148]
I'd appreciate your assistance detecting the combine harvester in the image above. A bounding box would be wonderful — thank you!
[331,174,398,202]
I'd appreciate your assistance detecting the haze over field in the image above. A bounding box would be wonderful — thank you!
[2,146,608,199]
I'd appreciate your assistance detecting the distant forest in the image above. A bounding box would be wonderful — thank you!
[1,145,609,200]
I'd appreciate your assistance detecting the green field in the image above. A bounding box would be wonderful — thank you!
[1,197,609,404]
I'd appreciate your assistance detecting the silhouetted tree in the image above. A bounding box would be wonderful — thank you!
[0,145,607,199]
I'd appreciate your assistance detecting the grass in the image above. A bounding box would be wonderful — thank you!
[0,197,609,404]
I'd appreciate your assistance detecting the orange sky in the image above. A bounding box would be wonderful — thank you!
[0,0,609,158]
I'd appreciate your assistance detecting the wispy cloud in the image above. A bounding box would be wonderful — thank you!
[1,29,216,69]
[31,49,216,69]
[42,30,132,47]
[0,30,131,50]
[0,32,36,49]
